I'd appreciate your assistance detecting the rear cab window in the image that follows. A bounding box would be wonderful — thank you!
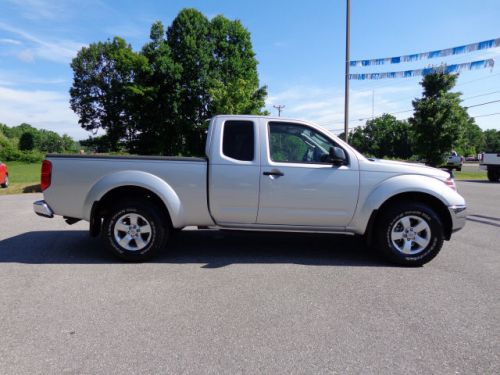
[222,120,255,162]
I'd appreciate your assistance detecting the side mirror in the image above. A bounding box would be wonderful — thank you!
[329,146,346,165]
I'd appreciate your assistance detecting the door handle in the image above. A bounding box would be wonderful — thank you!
[263,170,284,177]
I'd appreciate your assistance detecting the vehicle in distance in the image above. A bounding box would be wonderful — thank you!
[445,151,464,171]
[480,152,500,182]
[0,160,8,188]
[34,115,467,266]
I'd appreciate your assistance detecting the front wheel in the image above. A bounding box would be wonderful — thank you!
[1,175,8,188]
[102,200,169,261]
[376,203,444,266]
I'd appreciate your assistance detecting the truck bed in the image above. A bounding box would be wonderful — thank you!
[43,154,213,227]
[481,153,500,165]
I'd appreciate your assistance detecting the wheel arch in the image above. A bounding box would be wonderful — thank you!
[364,191,453,245]
[90,185,175,237]
[83,171,184,236]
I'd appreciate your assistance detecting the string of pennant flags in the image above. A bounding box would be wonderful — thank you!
[349,59,495,80]
[350,38,500,67]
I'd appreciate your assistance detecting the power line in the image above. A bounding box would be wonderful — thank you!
[465,99,500,109]
[326,97,500,130]
[457,72,500,87]
[471,112,500,118]
[350,85,500,113]
[344,76,500,116]
[463,90,500,101]
[384,89,500,107]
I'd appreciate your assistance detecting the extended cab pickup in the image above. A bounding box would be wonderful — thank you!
[34,115,466,265]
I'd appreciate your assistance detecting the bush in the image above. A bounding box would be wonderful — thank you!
[17,150,44,163]
[0,133,43,162]
[19,132,35,151]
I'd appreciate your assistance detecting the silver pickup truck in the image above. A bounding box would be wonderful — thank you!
[34,115,466,266]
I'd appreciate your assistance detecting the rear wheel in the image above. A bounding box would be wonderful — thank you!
[1,175,8,188]
[487,168,500,182]
[376,203,444,266]
[102,200,169,261]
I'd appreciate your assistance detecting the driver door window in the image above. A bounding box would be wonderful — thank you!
[269,122,338,164]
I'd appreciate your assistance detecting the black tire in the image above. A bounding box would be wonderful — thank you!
[487,168,500,182]
[1,175,8,188]
[376,203,444,266]
[456,167,462,172]
[102,200,169,261]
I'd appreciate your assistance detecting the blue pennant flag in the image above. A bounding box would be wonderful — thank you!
[349,59,495,80]
[350,38,500,67]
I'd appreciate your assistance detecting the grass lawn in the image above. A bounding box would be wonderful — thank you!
[453,170,487,181]
[0,161,41,195]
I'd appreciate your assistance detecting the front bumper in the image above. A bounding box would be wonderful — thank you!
[33,200,54,218]
[448,205,466,232]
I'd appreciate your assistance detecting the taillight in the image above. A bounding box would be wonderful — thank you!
[444,177,456,191]
[41,160,52,191]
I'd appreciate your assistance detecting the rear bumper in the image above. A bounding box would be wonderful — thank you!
[33,200,54,218]
[449,205,466,233]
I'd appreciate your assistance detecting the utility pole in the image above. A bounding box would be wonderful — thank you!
[273,104,285,117]
[344,0,350,143]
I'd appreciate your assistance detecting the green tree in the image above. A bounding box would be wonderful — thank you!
[69,8,268,156]
[19,132,35,151]
[349,114,413,159]
[208,15,267,115]
[166,8,213,156]
[61,134,79,152]
[410,73,472,167]
[1,123,36,139]
[483,129,500,152]
[455,119,484,156]
[0,131,17,160]
[36,129,64,153]
[132,21,182,155]
[70,37,148,151]
[79,134,119,153]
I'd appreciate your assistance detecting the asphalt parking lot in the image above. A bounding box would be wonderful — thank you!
[0,182,498,374]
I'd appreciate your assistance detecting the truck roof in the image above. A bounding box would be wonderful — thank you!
[211,114,317,123]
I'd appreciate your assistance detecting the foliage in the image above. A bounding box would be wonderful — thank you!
[349,114,413,159]
[269,132,308,162]
[0,122,77,162]
[79,134,126,153]
[70,37,148,151]
[410,73,474,167]
[19,132,35,151]
[482,129,500,153]
[69,8,268,155]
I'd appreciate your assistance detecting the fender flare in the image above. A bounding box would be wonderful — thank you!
[348,174,463,235]
[82,170,184,227]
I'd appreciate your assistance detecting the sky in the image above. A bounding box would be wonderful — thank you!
[0,0,499,140]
